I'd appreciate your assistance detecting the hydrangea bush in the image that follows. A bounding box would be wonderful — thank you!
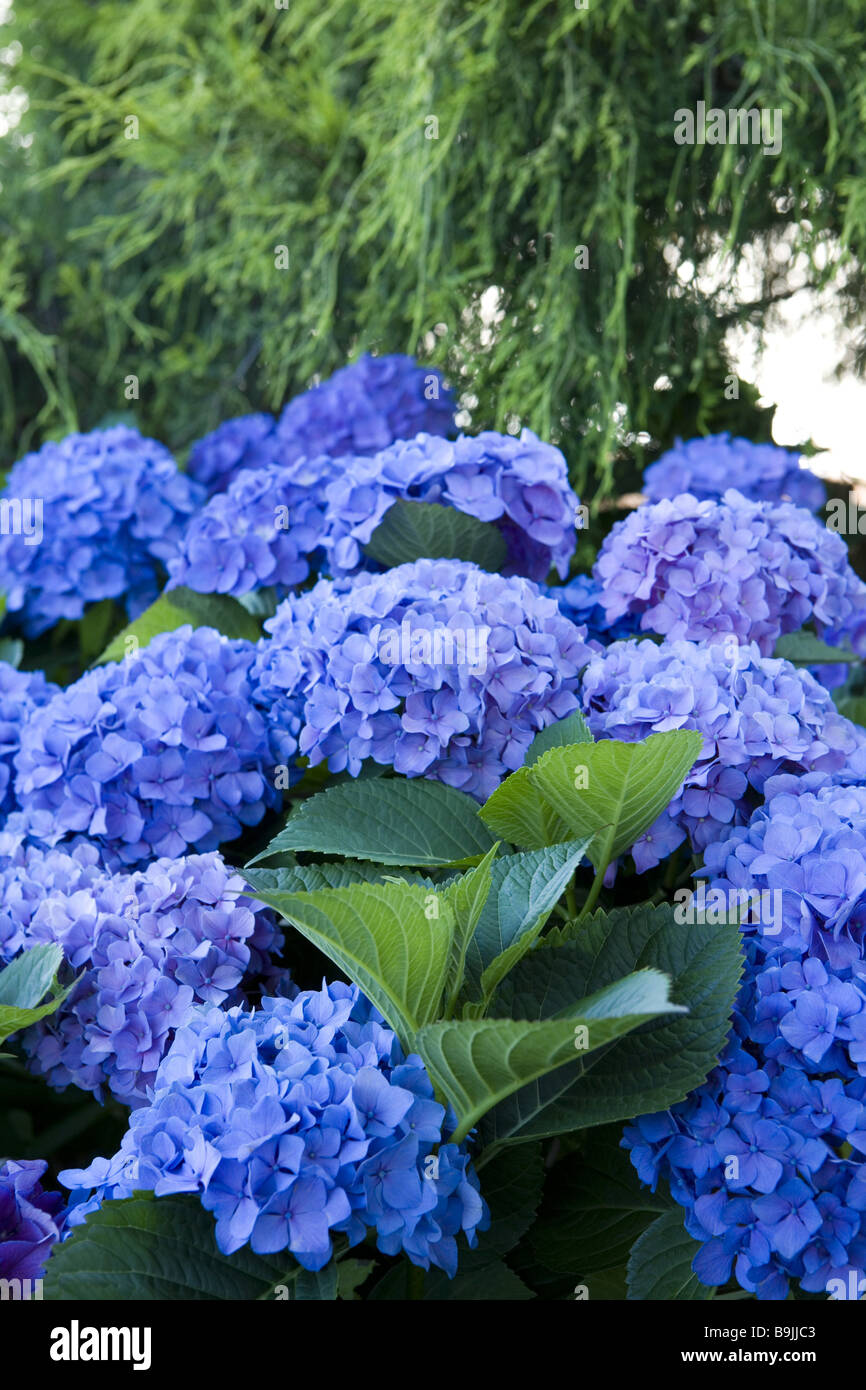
[2,399,866,1308]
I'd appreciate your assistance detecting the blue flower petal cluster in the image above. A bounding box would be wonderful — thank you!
[0,843,282,1106]
[14,626,279,867]
[252,558,591,800]
[624,770,866,1299]
[320,429,578,582]
[186,355,455,497]
[545,573,641,646]
[643,434,825,511]
[166,461,330,598]
[186,414,281,496]
[581,638,863,871]
[0,663,58,817]
[0,1159,65,1281]
[60,983,488,1276]
[0,427,204,637]
[593,491,866,658]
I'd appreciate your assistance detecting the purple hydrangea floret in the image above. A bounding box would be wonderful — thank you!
[252,558,592,801]
[0,843,282,1105]
[643,434,826,512]
[581,637,864,871]
[0,1159,65,1281]
[14,626,278,867]
[593,491,866,658]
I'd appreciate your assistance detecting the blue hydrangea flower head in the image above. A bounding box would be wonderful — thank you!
[0,844,283,1105]
[545,573,641,646]
[166,461,330,599]
[581,637,864,870]
[14,626,279,867]
[0,663,58,817]
[623,771,866,1299]
[0,427,204,637]
[320,429,579,583]
[643,434,825,512]
[593,491,866,659]
[275,353,455,467]
[186,413,280,495]
[0,1158,65,1281]
[252,558,592,800]
[60,983,488,1276]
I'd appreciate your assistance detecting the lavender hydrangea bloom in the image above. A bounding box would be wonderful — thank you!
[643,434,825,512]
[321,430,579,582]
[186,414,280,495]
[166,462,330,598]
[0,427,204,637]
[60,983,488,1276]
[14,626,278,867]
[0,663,58,817]
[252,558,591,801]
[581,638,864,871]
[0,843,282,1105]
[623,772,866,1299]
[0,1159,65,1281]
[593,490,866,659]
[275,353,455,468]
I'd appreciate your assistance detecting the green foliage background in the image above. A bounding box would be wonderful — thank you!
[1,0,864,499]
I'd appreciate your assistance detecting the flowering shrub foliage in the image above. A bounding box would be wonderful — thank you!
[0,428,204,637]
[0,843,281,1105]
[187,354,455,496]
[624,766,866,1299]
[643,433,826,512]
[251,558,591,800]
[14,627,278,867]
[60,983,487,1274]
[0,1159,65,1280]
[581,637,863,869]
[2,389,866,1308]
[593,491,866,658]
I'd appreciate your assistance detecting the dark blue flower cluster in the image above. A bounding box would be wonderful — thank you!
[643,433,826,512]
[166,460,330,598]
[320,429,579,582]
[0,662,58,817]
[186,354,455,496]
[581,637,863,870]
[14,626,278,867]
[0,843,282,1105]
[60,983,488,1275]
[252,558,591,800]
[545,573,640,647]
[593,490,866,658]
[624,767,866,1299]
[0,427,204,637]
[0,1159,65,1281]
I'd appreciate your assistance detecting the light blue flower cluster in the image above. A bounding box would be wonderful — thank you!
[60,983,488,1276]
[252,558,591,800]
[0,1159,65,1281]
[186,354,455,496]
[643,433,825,511]
[320,429,578,582]
[581,637,863,870]
[0,427,204,637]
[545,573,640,647]
[14,626,278,867]
[0,842,282,1105]
[0,662,58,817]
[166,460,330,598]
[624,767,866,1299]
[593,490,866,658]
